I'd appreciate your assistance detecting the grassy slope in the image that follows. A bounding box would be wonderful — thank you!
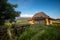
[18,24,60,40]
[2,22,60,40]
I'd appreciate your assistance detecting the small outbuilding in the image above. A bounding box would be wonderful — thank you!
[28,12,54,25]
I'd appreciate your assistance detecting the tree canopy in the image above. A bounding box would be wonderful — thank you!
[0,0,21,25]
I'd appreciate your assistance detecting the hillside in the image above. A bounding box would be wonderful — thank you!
[16,17,31,20]
[18,24,60,40]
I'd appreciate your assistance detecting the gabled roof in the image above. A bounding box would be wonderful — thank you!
[33,12,50,18]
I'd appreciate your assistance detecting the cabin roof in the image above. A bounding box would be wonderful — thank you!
[33,12,50,18]
[28,12,54,21]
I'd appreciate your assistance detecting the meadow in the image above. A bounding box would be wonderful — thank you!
[0,21,60,40]
[18,24,60,40]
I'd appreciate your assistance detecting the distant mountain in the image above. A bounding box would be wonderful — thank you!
[16,17,31,20]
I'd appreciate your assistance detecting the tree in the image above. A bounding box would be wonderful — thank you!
[0,0,21,25]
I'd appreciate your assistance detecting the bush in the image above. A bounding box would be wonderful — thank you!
[0,26,10,40]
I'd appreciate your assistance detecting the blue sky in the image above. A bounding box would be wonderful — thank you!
[8,0,60,19]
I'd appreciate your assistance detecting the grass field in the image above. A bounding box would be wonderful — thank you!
[0,22,60,40]
[18,24,60,40]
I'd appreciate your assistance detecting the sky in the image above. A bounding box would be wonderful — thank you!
[8,0,60,19]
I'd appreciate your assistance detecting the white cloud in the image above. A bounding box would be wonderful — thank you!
[20,14,33,17]
[56,16,60,19]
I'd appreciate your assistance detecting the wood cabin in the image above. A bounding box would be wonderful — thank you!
[28,12,54,25]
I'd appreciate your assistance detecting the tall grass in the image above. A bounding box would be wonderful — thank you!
[0,23,60,40]
[18,24,60,40]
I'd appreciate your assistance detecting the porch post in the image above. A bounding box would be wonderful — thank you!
[46,18,49,25]
[50,20,53,24]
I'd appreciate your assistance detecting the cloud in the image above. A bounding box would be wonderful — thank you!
[56,16,60,19]
[20,14,33,17]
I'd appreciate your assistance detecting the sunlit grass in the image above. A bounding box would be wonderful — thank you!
[18,24,60,40]
[1,22,60,40]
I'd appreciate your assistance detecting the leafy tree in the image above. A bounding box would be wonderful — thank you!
[0,0,21,25]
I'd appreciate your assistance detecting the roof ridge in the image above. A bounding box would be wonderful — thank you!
[33,12,50,18]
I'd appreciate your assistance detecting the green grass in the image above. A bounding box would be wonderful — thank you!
[1,23,60,40]
[18,24,60,40]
